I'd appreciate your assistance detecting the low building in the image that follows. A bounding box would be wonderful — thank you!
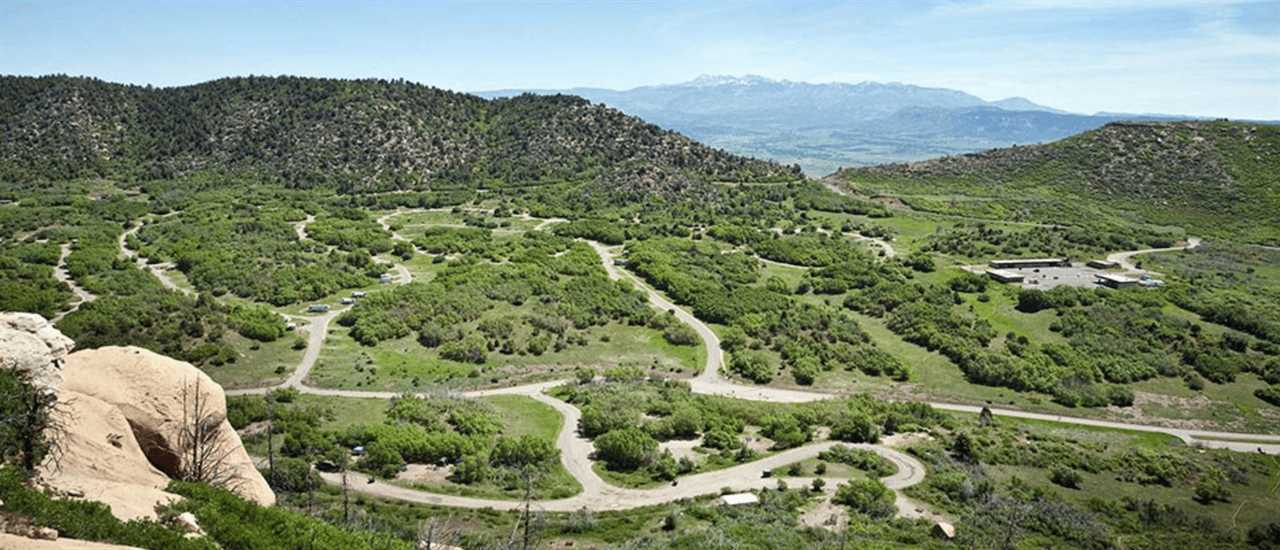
[379,274,393,284]
[1087,259,1120,269]
[1139,278,1165,288]
[340,298,355,305]
[989,258,1070,269]
[307,304,330,313]
[352,291,367,298]
[718,493,759,507]
[986,268,1025,284]
[1096,273,1139,289]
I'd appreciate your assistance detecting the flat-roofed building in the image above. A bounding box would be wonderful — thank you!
[1096,273,1139,288]
[1087,259,1120,269]
[718,493,760,507]
[989,258,1070,269]
[986,268,1025,284]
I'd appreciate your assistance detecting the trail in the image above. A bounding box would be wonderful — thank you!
[119,218,192,296]
[51,242,96,322]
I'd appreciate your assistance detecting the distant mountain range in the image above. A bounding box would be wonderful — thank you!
[477,75,1206,175]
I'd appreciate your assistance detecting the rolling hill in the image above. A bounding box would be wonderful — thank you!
[832,120,1280,243]
[0,75,797,192]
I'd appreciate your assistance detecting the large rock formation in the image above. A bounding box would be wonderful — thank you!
[60,346,275,510]
[0,313,274,524]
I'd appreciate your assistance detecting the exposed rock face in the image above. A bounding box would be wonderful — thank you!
[40,389,179,522]
[1,313,274,523]
[0,313,74,390]
[61,346,275,509]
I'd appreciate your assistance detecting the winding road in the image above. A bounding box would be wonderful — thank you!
[140,210,1278,518]
[1106,237,1203,274]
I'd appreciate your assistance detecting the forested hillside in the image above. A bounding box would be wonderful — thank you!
[836,121,1280,243]
[0,75,796,192]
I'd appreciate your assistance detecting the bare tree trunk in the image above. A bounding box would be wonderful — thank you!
[341,467,351,525]
[176,378,243,492]
[266,396,275,486]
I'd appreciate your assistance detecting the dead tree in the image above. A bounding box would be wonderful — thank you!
[175,378,243,492]
[505,466,543,550]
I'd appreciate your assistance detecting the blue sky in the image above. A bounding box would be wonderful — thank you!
[1,0,1277,118]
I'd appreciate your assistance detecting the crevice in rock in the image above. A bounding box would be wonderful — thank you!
[126,419,181,479]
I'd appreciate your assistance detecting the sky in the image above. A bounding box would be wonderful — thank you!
[1,0,1277,118]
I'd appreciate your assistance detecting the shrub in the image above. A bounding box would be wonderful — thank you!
[361,440,406,478]
[730,351,775,384]
[792,356,821,385]
[830,412,881,444]
[491,435,558,469]
[835,478,896,518]
[1194,469,1231,504]
[1050,466,1083,489]
[662,323,699,346]
[593,427,657,471]
[440,334,487,364]
[268,457,319,493]
[1256,385,1280,407]
[0,467,209,550]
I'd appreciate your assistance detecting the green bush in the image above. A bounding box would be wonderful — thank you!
[1050,466,1083,489]
[729,351,775,384]
[168,480,410,549]
[835,478,896,518]
[361,440,406,478]
[593,427,657,471]
[0,467,209,549]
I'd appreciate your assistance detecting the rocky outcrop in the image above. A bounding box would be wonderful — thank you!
[0,313,73,391]
[1,313,274,523]
[61,346,275,509]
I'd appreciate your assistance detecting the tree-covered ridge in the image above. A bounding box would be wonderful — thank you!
[837,121,1280,242]
[0,75,798,191]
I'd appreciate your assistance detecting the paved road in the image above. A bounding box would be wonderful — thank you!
[51,242,96,322]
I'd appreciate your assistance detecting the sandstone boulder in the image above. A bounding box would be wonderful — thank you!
[39,389,180,522]
[62,346,274,508]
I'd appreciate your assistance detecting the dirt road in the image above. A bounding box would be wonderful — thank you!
[51,242,96,322]
[1106,237,1202,273]
[225,221,1279,516]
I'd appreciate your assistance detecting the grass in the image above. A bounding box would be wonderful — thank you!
[206,331,305,389]
[960,286,1065,347]
[985,462,1280,531]
[483,394,562,440]
[395,395,582,500]
[778,457,877,481]
[309,316,703,392]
